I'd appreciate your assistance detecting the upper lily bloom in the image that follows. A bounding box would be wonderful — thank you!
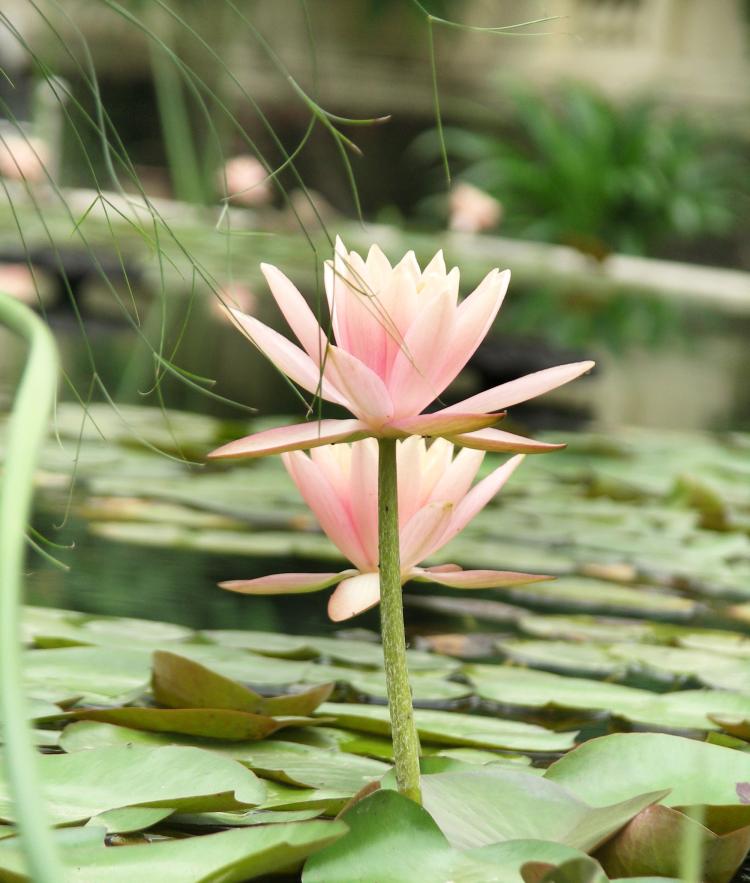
[219,437,550,621]
[208,240,594,461]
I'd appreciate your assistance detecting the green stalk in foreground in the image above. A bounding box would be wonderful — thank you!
[0,293,64,881]
[377,437,422,803]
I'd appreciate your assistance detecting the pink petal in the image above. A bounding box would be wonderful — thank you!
[444,360,595,415]
[379,263,421,373]
[219,570,356,595]
[207,419,366,460]
[422,250,446,276]
[387,290,456,416]
[431,268,509,393]
[389,411,501,438]
[423,563,463,573]
[349,439,380,569]
[439,454,525,549]
[283,451,371,570]
[400,501,454,571]
[396,437,427,526]
[408,567,551,588]
[260,263,328,363]
[427,446,485,506]
[418,438,456,505]
[324,346,394,425]
[227,308,348,407]
[328,572,382,622]
[331,240,389,374]
[447,427,565,454]
[365,244,392,289]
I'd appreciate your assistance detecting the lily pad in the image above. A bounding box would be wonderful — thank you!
[0,744,266,825]
[317,703,578,751]
[53,706,322,741]
[151,650,334,716]
[0,817,346,882]
[545,732,750,816]
[417,767,666,851]
[59,721,389,793]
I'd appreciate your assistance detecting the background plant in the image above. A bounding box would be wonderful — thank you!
[415,83,739,259]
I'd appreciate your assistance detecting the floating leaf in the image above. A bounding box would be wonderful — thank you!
[151,650,334,716]
[0,818,346,882]
[416,768,665,851]
[60,721,389,793]
[545,732,750,827]
[303,789,508,883]
[317,703,578,751]
[0,745,266,825]
[54,706,321,741]
[23,646,151,704]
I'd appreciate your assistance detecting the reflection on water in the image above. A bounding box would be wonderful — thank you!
[28,516,379,636]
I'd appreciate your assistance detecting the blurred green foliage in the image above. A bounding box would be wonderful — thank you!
[417,84,740,258]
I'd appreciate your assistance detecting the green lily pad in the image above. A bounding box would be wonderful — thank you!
[85,806,174,834]
[417,767,666,851]
[202,630,319,659]
[151,650,334,716]
[0,818,346,882]
[23,646,151,704]
[317,703,578,751]
[545,732,750,816]
[496,640,624,678]
[0,744,266,825]
[59,721,389,793]
[53,706,322,741]
[503,579,696,618]
[302,788,513,883]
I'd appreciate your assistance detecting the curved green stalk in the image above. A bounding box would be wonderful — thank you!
[0,293,64,881]
[377,438,422,803]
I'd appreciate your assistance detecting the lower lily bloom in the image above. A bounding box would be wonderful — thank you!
[207,240,594,462]
[219,437,551,621]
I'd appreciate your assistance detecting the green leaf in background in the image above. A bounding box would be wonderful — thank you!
[545,733,750,817]
[59,721,390,793]
[151,650,334,716]
[51,706,322,741]
[416,768,666,851]
[0,819,347,882]
[317,703,578,751]
[0,745,266,825]
[23,646,152,704]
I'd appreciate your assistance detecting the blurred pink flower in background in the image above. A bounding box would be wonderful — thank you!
[219,154,273,207]
[0,263,38,306]
[210,281,257,325]
[449,182,502,234]
[219,437,549,621]
[0,134,49,183]
[208,240,594,461]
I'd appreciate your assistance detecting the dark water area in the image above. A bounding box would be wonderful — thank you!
[27,514,379,637]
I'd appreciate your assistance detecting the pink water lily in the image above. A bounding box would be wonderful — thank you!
[219,437,550,621]
[207,240,594,461]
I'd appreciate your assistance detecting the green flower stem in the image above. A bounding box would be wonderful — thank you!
[0,293,64,881]
[377,437,422,803]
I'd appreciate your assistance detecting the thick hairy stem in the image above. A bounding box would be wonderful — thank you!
[377,437,422,803]
[0,293,64,881]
